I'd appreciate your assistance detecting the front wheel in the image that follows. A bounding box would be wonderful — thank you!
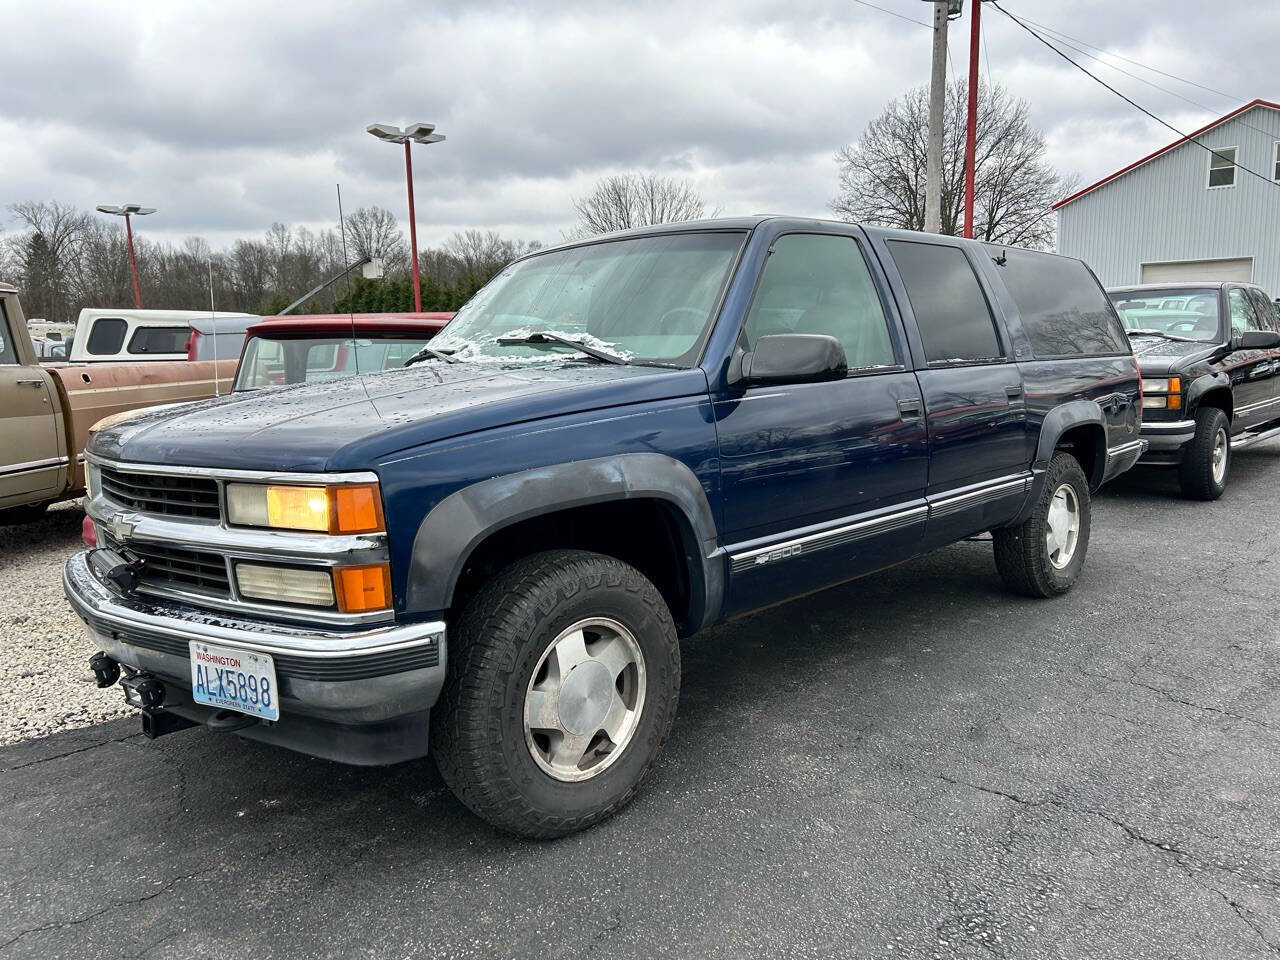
[431,550,680,838]
[1178,407,1230,501]
[992,452,1091,598]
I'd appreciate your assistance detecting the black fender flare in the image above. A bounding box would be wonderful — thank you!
[405,453,724,630]
[1015,401,1107,524]
[1185,372,1232,420]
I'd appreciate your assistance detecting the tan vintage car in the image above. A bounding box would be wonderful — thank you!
[0,282,236,523]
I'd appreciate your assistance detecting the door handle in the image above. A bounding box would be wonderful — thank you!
[1004,384,1024,399]
[16,379,46,387]
[898,397,923,420]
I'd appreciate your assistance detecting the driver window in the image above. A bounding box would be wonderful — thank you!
[743,234,896,371]
[1229,288,1263,334]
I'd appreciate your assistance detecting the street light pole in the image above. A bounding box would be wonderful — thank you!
[366,122,446,314]
[96,203,155,308]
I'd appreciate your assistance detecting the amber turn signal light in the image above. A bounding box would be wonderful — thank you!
[334,563,392,613]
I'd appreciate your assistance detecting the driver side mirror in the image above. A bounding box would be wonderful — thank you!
[1235,330,1280,350]
[730,334,847,387]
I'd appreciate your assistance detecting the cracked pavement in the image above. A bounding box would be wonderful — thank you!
[2,444,1279,958]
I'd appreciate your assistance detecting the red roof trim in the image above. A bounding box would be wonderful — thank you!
[1052,99,1280,210]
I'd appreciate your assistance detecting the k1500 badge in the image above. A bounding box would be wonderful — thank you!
[754,544,802,565]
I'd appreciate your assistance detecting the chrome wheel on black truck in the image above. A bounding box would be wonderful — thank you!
[1178,407,1230,501]
[992,452,1091,598]
[431,550,680,838]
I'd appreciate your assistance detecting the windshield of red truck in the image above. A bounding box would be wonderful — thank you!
[234,334,432,391]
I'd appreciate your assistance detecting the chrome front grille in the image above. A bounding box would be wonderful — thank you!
[98,465,220,520]
[102,532,232,599]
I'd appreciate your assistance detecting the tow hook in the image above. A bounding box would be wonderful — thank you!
[89,651,120,688]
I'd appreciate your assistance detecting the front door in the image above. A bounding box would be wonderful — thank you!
[0,299,63,505]
[1225,286,1280,430]
[714,231,929,615]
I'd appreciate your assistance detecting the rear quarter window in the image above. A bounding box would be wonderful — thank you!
[886,240,1004,365]
[988,246,1129,358]
[128,326,190,355]
[86,317,128,355]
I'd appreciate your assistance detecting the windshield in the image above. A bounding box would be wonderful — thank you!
[235,334,432,390]
[1108,287,1221,342]
[430,231,746,366]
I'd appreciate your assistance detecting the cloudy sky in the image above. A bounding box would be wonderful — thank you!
[3,0,1275,251]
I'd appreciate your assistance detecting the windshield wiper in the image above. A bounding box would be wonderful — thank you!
[495,331,630,365]
[1126,328,1195,343]
[403,344,459,367]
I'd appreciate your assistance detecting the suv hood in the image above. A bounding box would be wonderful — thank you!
[1130,336,1218,375]
[91,361,709,471]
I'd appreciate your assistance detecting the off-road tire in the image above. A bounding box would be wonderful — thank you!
[0,502,49,526]
[993,452,1091,598]
[431,550,680,839]
[1178,407,1230,501]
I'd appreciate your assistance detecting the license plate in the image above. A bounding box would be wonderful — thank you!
[189,641,279,722]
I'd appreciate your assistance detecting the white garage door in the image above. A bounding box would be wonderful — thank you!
[1141,257,1254,283]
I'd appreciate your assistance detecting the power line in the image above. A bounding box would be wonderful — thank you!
[989,1,1279,190]
[850,0,930,29]
[1011,12,1247,105]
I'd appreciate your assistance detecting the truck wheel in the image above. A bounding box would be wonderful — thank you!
[431,550,680,838]
[1178,408,1230,501]
[0,502,49,526]
[992,452,1090,598]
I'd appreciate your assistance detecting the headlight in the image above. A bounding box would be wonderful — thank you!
[1141,376,1181,411]
[226,482,384,534]
[235,563,336,607]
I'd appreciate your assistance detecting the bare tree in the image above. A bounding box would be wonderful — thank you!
[832,81,1074,250]
[570,173,713,238]
[341,206,407,269]
[5,201,93,319]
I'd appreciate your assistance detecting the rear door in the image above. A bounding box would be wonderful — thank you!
[1225,286,1280,430]
[0,299,64,505]
[875,237,1032,548]
[714,228,928,614]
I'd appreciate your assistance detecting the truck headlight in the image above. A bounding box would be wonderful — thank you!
[235,563,336,607]
[1140,376,1181,411]
[226,482,384,534]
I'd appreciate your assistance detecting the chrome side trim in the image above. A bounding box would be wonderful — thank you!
[1140,420,1195,433]
[64,553,440,659]
[1236,396,1280,416]
[83,451,378,486]
[0,455,69,478]
[1106,439,1145,458]
[728,504,928,574]
[927,474,1031,519]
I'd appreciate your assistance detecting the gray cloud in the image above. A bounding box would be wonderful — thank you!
[3,0,1276,249]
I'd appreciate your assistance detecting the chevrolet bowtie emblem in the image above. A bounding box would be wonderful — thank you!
[111,517,136,540]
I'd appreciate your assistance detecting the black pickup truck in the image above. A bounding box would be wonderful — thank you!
[67,218,1143,837]
[1109,281,1280,499]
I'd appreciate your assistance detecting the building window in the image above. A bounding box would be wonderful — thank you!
[1207,146,1237,188]
[1273,141,1280,182]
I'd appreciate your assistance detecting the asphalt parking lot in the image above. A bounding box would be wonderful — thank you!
[3,447,1279,960]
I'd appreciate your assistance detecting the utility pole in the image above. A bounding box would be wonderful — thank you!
[963,0,981,239]
[924,1,949,234]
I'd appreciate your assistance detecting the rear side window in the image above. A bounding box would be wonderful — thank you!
[86,318,128,355]
[989,247,1129,357]
[128,326,189,355]
[886,240,1003,364]
[0,300,14,365]
[1246,288,1279,333]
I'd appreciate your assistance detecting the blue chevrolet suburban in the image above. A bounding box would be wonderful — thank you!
[66,217,1144,837]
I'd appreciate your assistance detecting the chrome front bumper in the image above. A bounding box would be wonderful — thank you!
[1139,419,1196,459]
[63,551,447,764]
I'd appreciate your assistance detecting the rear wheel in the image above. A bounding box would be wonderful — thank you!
[431,550,680,838]
[993,452,1091,598]
[1178,407,1230,501]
